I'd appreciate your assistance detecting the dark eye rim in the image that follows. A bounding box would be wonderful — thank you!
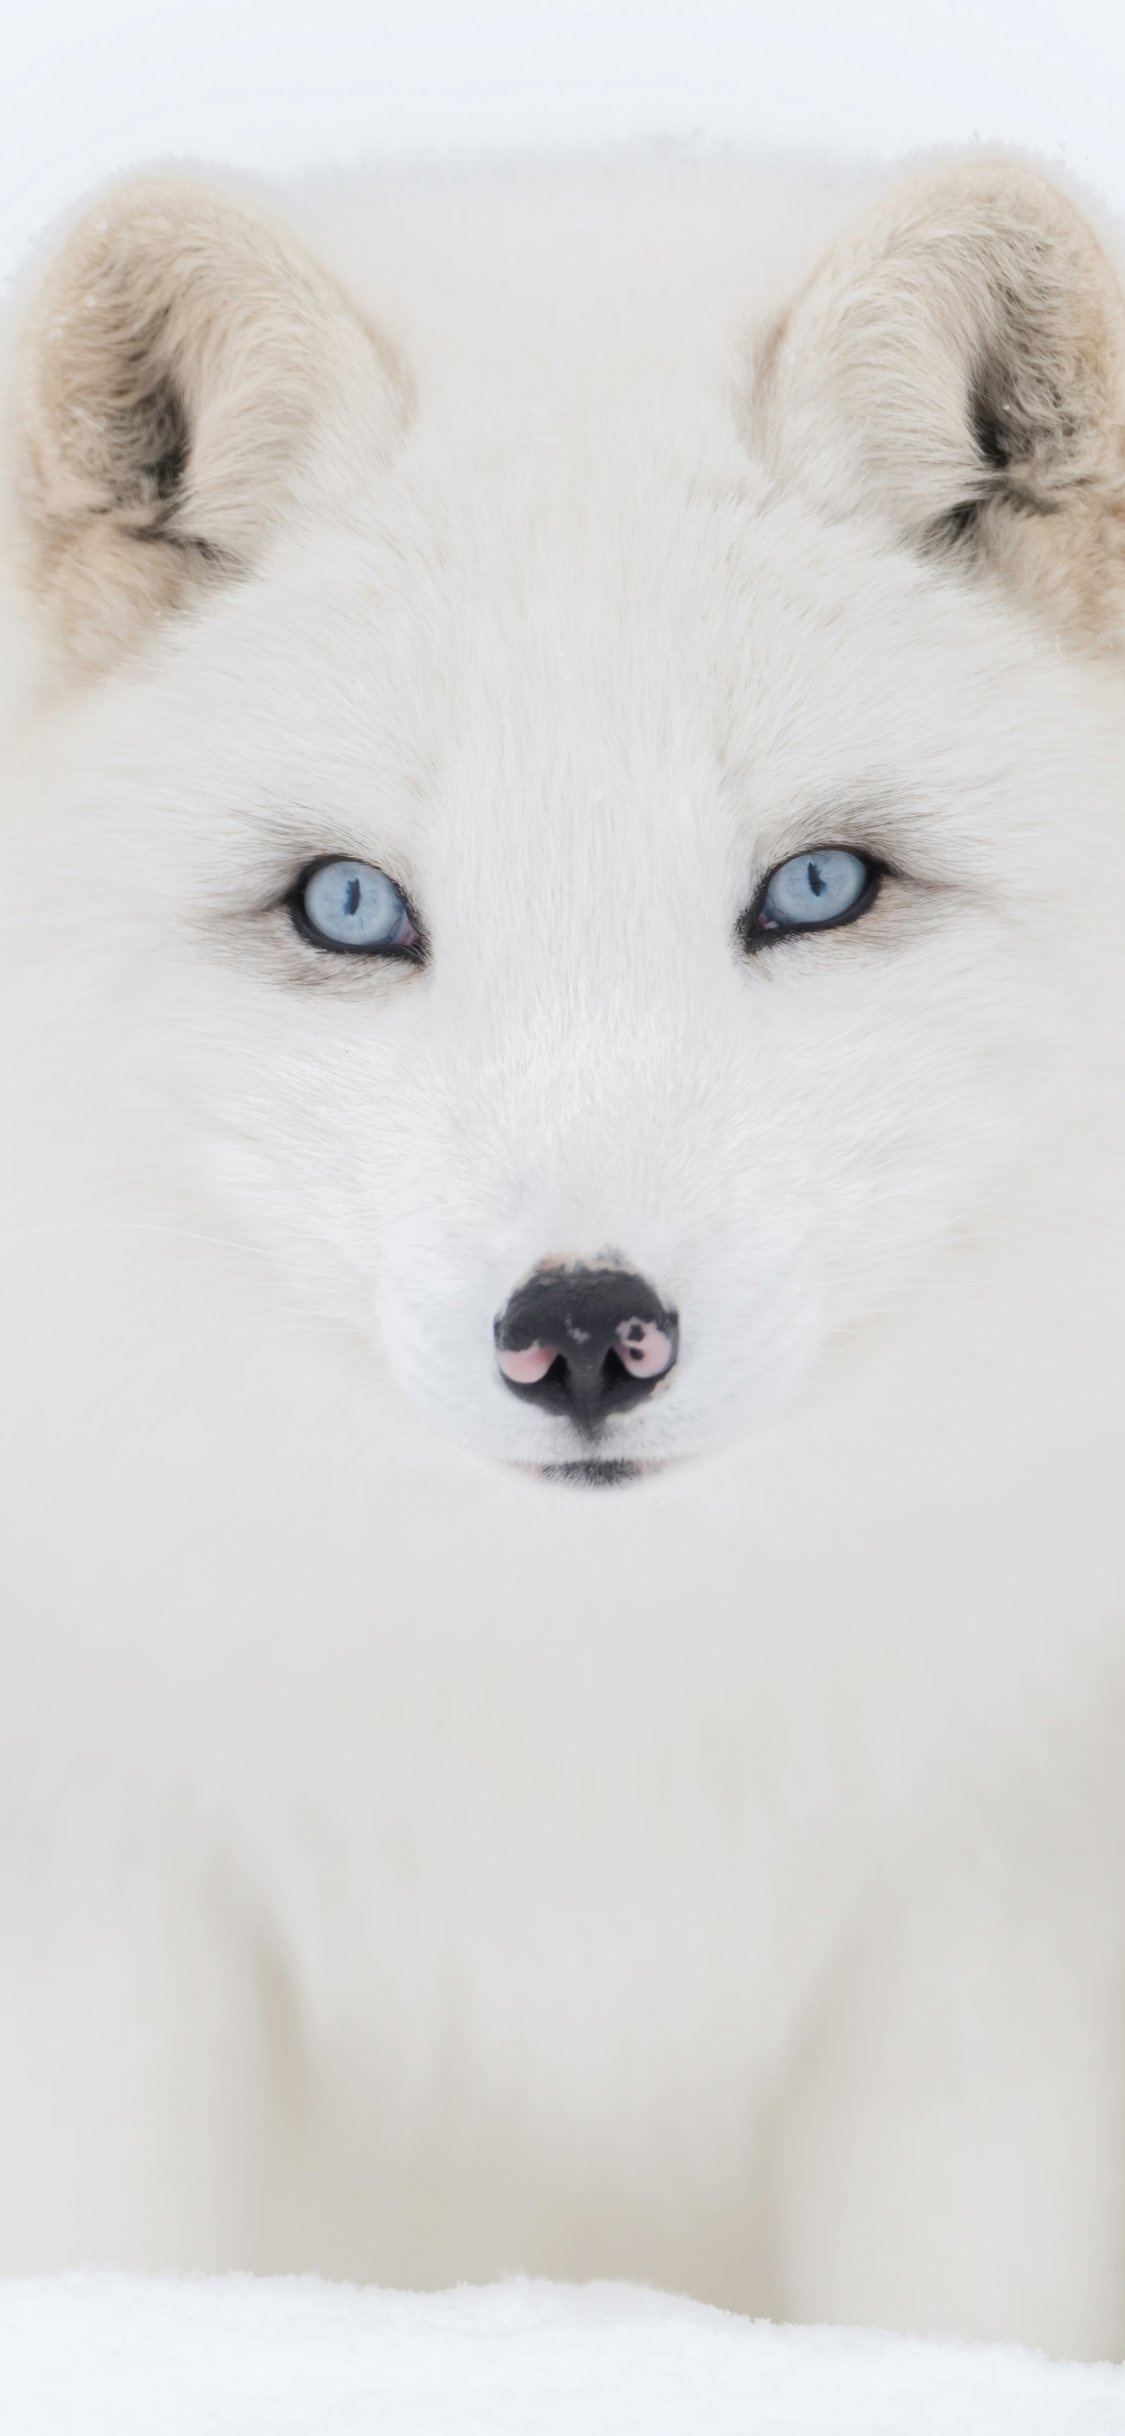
[285,856,428,964]
[737,847,887,954]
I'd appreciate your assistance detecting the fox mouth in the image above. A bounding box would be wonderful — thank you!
[514,1458,665,1488]
[544,1459,640,1488]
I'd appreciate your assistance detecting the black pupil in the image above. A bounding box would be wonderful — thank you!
[807,859,826,897]
[344,875,362,918]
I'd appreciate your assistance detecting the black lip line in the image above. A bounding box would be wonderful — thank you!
[543,1460,641,1488]
[511,1457,670,1486]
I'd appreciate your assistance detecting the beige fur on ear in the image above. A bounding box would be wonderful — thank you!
[752,157,1125,650]
[8,174,407,675]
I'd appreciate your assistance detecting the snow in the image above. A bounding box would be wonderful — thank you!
[3,2275,1124,2433]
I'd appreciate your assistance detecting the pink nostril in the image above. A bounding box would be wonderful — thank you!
[615,1319,675,1379]
[497,1341,558,1386]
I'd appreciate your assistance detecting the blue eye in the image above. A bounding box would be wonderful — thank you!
[293,859,420,956]
[754,847,877,938]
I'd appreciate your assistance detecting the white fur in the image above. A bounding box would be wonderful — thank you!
[2,147,1125,2357]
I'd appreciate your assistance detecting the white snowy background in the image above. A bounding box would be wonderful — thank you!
[4,2,1125,2426]
[2,0,1124,279]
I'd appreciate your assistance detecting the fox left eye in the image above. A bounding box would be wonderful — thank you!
[750,847,878,940]
[291,859,420,956]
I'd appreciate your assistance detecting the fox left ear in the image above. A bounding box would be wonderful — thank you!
[753,158,1125,649]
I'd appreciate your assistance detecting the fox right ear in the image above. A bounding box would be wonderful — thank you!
[6,174,406,677]
[752,158,1125,651]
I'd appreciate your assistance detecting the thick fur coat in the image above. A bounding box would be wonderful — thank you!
[2,146,1125,2358]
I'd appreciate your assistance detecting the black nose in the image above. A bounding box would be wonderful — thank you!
[494,1263,679,1437]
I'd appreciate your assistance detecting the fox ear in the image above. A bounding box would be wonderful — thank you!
[753,158,1125,648]
[8,174,405,675]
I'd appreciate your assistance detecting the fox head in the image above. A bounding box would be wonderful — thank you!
[5,155,1124,1479]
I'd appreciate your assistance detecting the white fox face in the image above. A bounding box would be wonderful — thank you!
[27,457,1100,1482]
[6,161,1124,1479]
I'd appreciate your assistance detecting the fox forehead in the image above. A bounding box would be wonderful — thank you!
[163,446,1040,900]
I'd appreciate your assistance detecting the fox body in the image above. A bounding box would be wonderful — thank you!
[1,148,1125,2354]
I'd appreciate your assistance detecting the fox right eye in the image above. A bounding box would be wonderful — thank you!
[289,859,422,959]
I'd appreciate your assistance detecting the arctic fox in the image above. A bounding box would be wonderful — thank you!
[2,144,1125,2360]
